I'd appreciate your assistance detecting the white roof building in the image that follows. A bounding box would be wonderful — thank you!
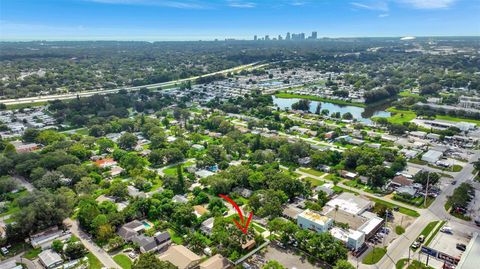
[38,249,63,269]
[326,193,373,215]
[421,150,443,163]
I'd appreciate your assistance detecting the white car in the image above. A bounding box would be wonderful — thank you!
[440,226,453,233]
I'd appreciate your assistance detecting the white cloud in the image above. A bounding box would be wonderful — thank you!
[396,0,456,9]
[378,13,389,17]
[289,1,308,6]
[351,1,389,12]
[87,0,208,9]
[226,1,256,8]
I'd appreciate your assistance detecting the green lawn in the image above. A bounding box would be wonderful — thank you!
[0,190,29,217]
[399,91,420,98]
[412,221,439,251]
[299,168,324,177]
[395,225,405,235]
[113,254,132,269]
[425,221,446,246]
[162,161,194,176]
[428,164,463,172]
[369,197,420,217]
[362,247,387,265]
[332,185,360,195]
[87,253,104,269]
[274,92,366,107]
[6,101,48,110]
[396,258,408,269]
[435,115,480,126]
[304,177,324,187]
[168,228,184,244]
[23,248,42,259]
[407,260,434,269]
[383,108,417,124]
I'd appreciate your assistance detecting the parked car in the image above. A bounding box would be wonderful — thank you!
[451,180,457,185]
[418,235,425,243]
[440,226,453,234]
[456,243,467,251]
[411,241,421,249]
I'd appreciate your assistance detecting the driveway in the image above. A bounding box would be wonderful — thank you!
[0,253,36,269]
[64,218,120,269]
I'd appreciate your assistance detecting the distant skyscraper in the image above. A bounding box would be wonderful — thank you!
[265,35,270,41]
[286,32,291,40]
[254,35,257,41]
[278,34,283,41]
[311,31,317,39]
[299,33,305,40]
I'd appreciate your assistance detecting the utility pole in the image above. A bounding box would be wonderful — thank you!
[424,172,430,208]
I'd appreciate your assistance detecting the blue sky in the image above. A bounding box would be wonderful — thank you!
[0,0,479,41]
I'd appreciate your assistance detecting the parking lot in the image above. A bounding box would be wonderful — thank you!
[422,224,472,268]
[263,245,319,269]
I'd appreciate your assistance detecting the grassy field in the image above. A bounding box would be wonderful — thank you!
[425,221,446,246]
[304,177,324,187]
[396,259,434,269]
[369,197,420,217]
[113,254,132,269]
[23,248,42,259]
[0,190,29,217]
[398,91,420,98]
[162,161,194,176]
[332,185,360,195]
[6,101,49,110]
[362,247,387,265]
[168,228,184,244]
[383,107,417,124]
[428,164,463,172]
[274,92,366,107]
[299,168,324,177]
[411,221,439,251]
[87,253,104,269]
[435,115,480,126]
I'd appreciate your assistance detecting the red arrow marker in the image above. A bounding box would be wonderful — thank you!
[219,194,253,234]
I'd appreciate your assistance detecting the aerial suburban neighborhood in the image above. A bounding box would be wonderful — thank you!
[0,1,480,269]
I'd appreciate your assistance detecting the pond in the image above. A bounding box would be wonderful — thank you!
[272,96,391,124]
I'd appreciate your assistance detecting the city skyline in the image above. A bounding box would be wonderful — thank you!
[1,0,479,41]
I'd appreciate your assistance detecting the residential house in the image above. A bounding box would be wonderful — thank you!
[201,218,214,235]
[29,227,71,249]
[117,220,171,253]
[390,175,413,189]
[199,254,231,269]
[193,205,209,218]
[172,195,189,204]
[339,170,357,180]
[38,249,63,269]
[233,187,253,198]
[95,158,117,168]
[158,245,202,269]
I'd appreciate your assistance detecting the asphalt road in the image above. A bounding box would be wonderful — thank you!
[0,63,262,106]
[373,150,480,269]
[64,218,120,269]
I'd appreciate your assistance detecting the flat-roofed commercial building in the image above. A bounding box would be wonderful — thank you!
[297,209,333,233]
